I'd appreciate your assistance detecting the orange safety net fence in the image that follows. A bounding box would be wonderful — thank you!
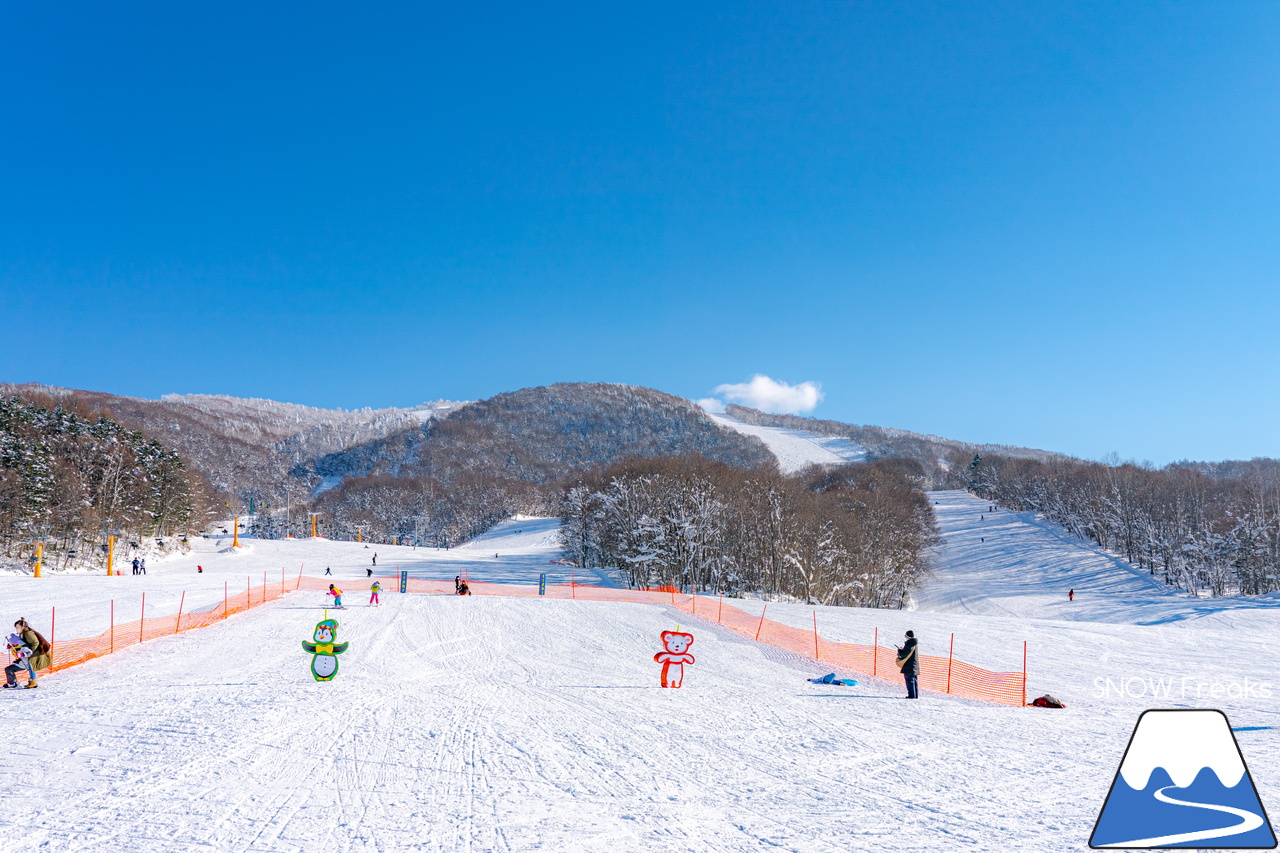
[46,574,298,674]
[37,572,1026,706]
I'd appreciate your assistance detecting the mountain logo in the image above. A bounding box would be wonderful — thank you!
[1090,709,1276,849]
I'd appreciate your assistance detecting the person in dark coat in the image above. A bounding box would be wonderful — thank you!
[897,630,919,699]
[5,618,51,688]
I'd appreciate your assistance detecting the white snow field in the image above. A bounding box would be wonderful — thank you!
[708,414,865,474]
[0,495,1277,852]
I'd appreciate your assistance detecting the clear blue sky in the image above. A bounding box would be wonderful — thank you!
[3,2,1279,464]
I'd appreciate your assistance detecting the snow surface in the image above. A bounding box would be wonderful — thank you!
[708,414,865,474]
[0,495,1277,851]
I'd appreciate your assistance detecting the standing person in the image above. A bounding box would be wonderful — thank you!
[328,584,344,609]
[370,580,381,607]
[1068,589,1075,602]
[454,575,461,593]
[896,630,919,699]
[5,619,51,689]
[132,557,139,575]
[140,558,146,575]
[372,553,377,567]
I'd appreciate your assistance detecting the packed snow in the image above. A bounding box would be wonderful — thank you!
[0,493,1276,852]
[708,414,866,474]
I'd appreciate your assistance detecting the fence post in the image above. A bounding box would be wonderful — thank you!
[718,594,723,623]
[755,605,768,641]
[947,633,954,694]
[176,591,186,634]
[296,565,304,590]
[110,600,114,654]
[247,576,251,607]
[224,581,228,618]
[571,570,575,600]
[691,591,696,616]
[263,571,267,600]
[873,627,878,676]
[1022,641,1028,707]
[49,607,55,671]
[813,611,820,659]
[139,592,146,643]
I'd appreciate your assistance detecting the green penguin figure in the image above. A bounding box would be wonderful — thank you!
[302,618,348,681]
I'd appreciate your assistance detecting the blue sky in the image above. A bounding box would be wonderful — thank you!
[3,2,1279,464]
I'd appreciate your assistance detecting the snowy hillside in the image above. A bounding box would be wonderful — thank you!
[0,504,1277,851]
[708,413,866,474]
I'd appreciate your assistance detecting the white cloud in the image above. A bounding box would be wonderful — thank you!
[695,397,727,414]
[711,375,824,415]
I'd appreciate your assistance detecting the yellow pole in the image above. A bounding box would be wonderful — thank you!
[311,514,317,538]
[34,543,42,578]
[106,534,115,576]
[357,527,362,543]
[233,517,240,548]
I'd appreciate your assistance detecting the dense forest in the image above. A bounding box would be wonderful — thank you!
[0,396,219,569]
[969,453,1280,596]
[560,456,938,607]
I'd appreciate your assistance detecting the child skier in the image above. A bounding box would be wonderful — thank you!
[369,581,381,607]
[328,584,344,609]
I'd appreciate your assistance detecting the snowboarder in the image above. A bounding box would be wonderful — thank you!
[370,581,381,607]
[1068,589,1075,602]
[328,584,344,608]
[896,630,919,699]
[4,619,50,689]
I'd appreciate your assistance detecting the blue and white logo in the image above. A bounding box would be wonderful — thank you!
[1091,709,1276,848]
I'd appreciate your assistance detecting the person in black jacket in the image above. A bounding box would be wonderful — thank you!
[897,630,919,699]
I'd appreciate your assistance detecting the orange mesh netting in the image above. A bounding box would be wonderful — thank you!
[40,572,1027,706]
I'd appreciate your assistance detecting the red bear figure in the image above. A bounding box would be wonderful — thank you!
[654,630,696,688]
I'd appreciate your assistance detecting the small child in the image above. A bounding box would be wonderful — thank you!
[3,633,32,689]
[370,581,381,607]
[328,584,344,608]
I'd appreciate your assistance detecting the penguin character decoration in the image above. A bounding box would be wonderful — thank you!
[302,618,349,681]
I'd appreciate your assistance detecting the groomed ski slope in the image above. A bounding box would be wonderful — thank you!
[0,498,1276,851]
[708,414,865,474]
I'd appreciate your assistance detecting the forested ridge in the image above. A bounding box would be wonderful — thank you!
[0,396,220,569]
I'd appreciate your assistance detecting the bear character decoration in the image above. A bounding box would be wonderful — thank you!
[654,630,695,688]
[302,618,348,681]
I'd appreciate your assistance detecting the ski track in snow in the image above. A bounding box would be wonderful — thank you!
[0,497,1276,850]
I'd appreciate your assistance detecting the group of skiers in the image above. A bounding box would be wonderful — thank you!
[130,557,147,575]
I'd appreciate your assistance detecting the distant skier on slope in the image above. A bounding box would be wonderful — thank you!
[372,553,377,567]
[1068,589,1075,602]
[328,584,344,609]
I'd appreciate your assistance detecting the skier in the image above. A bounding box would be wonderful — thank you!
[4,619,50,689]
[139,558,146,575]
[328,584,344,609]
[132,557,139,575]
[1068,589,1075,602]
[197,565,203,573]
[372,553,377,567]
[324,567,332,576]
[896,631,919,699]
[370,580,381,607]
[366,567,372,578]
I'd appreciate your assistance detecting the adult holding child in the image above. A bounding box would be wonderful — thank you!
[5,618,51,689]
